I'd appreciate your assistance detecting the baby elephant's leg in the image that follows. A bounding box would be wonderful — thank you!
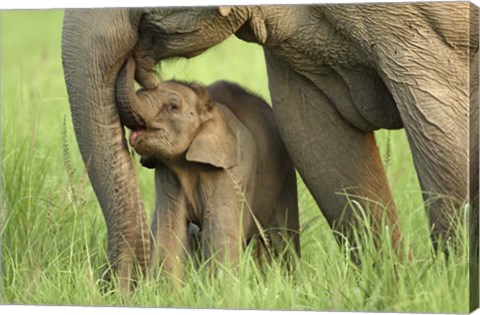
[202,199,243,267]
[187,222,202,263]
[268,169,301,269]
[150,168,190,286]
[151,209,188,285]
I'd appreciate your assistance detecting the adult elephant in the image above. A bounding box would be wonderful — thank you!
[62,3,478,289]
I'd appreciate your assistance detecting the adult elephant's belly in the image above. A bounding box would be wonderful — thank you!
[300,66,403,131]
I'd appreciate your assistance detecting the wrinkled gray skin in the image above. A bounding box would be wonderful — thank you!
[62,4,478,290]
[116,58,300,282]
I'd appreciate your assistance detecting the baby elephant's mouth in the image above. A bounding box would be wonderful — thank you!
[129,128,146,147]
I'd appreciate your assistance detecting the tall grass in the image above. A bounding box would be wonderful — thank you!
[1,9,471,312]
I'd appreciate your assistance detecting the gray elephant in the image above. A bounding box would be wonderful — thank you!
[62,3,478,288]
[116,58,300,282]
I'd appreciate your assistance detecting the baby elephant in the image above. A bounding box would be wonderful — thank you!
[116,58,300,282]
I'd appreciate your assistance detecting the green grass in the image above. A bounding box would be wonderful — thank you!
[0,10,470,312]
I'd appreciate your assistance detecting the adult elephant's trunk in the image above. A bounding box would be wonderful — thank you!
[62,8,150,292]
[116,57,146,129]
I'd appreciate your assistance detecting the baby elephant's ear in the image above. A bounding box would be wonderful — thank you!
[186,117,237,169]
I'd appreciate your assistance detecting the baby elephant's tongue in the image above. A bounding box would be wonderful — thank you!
[129,129,144,146]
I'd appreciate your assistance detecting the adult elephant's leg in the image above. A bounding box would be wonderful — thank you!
[376,37,470,250]
[469,48,479,310]
[265,52,403,254]
[62,9,150,292]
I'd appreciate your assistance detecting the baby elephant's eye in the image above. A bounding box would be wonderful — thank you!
[166,103,180,112]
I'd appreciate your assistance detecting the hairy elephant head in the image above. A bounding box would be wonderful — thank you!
[116,58,238,169]
[61,6,251,290]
